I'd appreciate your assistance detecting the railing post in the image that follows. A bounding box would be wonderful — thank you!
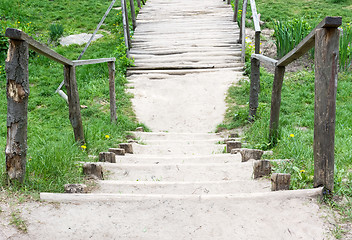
[248,56,260,121]
[137,0,141,8]
[227,0,231,4]
[234,0,239,23]
[108,61,117,123]
[129,0,137,30]
[121,0,131,52]
[64,65,85,144]
[240,0,248,62]
[313,27,339,192]
[269,66,285,143]
[5,39,29,183]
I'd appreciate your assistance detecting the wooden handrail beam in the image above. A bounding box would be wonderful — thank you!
[5,28,73,66]
[72,58,116,66]
[251,54,277,66]
[250,0,261,33]
[277,16,341,67]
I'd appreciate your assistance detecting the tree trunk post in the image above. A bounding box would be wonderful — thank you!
[240,0,248,61]
[234,0,239,23]
[108,61,117,123]
[5,39,29,183]
[129,0,137,30]
[313,27,339,192]
[121,0,131,52]
[248,56,260,121]
[64,65,85,144]
[255,31,260,54]
[269,66,285,143]
[137,0,141,8]
[227,0,231,4]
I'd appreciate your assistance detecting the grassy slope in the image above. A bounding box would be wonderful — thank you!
[223,0,352,233]
[0,0,144,192]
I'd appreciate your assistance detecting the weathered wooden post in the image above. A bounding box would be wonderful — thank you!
[64,65,85,144]
[137,0,141,8]
[121,0,131,52]
[268,66,285,142]
[248,56,260,121]
[5,39,29,183]
[313,26,340,192]
[233,0,239,23]
[129,0,137,30]
[108,61,117,123]
[240,0,248,61]
[227,0,231,4]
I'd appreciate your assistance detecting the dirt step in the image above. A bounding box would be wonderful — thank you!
[114,154,241,164]
[131,132,226,140]
[41,188,322,202]
[96,180,271,194]
[132,143,226,155]
[99,162,255,181]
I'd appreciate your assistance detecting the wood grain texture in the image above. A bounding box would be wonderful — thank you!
[313,27,339,192]
[248,57,260,121]
[108,61,117,123]
[5,39,29,183]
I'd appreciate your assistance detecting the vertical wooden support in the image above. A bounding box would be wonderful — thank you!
[255,31,260,54]
[121,0,131,51]
[227,0,231,4]
[141,0,145,4]
[64,65,85,144]
[5,39,29,183]
[248,57,260,121]
[269,66,285,142]
[137,0,141,8]
[234,0,239,23]
[313,27,339,192]
[240,0,248,62]
[108,61,117,123]
[129,0,137,30]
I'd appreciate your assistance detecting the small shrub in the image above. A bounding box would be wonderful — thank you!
[339,23,352,72]
[273,18,312,58]
[49,23,64,43]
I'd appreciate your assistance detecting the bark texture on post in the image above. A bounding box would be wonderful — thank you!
[121,0,131,51]
[313,28,339,192]
[129,0,137,30]
[248,57,260,121]
[5,39,29,183]
[271,173,291,191]
[108,61,117,123]
[64,65,84,144]
[137,0,141,8]
[269,66,285,143]
[240,0,248,61]
[234,0,239,23]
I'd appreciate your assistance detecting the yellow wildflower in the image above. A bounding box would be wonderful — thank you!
[289,134,294,138]
[300,170,305,173]
[81,145,87,150]
[105,135,110,139]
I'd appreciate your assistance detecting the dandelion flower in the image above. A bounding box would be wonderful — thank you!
[105,135,110,139]
[81,145,87,150]
[289,134,295,138]
[300,170,305,173]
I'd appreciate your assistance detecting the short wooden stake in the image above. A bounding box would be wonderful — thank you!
[119,143,133,154]
[313,27,339,192]
[5,39,29,183]
[269,66,285,143]
[234,0,239,22]
[226,141,242,153]
[137,0,141,8]
[109,148,126,156]
[99,152,116,163]
[271,173,290,191]
[108,61,117,123]
[248,56,260,121]
[83,163,103,180]
[240,149,263,162]
[64,65,84,144]
[253,160,271,179]
[129,0,137,30]
[64,184,87,193]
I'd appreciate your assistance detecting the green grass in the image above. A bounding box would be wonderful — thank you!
[0,0,145,193]
[224,0,352,232]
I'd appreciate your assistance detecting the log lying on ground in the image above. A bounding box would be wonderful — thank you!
[64,184,87,193]
[109,148,126,156]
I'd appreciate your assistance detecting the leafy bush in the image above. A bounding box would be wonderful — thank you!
[339,24,352,72]
[273,18,312,58]
[49,23,64,43]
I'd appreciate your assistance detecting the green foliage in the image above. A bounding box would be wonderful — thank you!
[49,23,64,43]
[0,0,142,193]
[339,23,352,72]
[273,18,312,58]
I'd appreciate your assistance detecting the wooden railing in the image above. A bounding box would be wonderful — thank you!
[5,28,116,182]
[231,0,341,192]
